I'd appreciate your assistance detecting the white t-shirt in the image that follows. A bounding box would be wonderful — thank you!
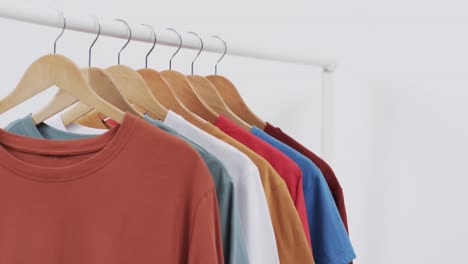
[164,111,279,264]
[45,115,108,135]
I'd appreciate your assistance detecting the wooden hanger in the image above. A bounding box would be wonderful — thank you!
[135,25,206,126]
[138,68,207,126]
[187,75,251,129]
[32,15,125,126]
[207,75,266,129]
[161,70,218,124]
[76,110,109,129]
[159,29,218,124]
[104,19,168,121]
[106,65,168,120]
[61,67,143,125]
[61,18,142,126]
[182,32,250,129]
[0,54,125,124]
[206,36,266,129]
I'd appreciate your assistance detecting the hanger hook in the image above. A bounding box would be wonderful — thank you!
[187,32,203,75]
[211,36,227,75]
[53,9,66,54]
[165,28,182,70]
[114,19,132,65]
[141,24,157,68]
[88,15,101,67]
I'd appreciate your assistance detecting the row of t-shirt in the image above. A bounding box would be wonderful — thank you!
[0,111,356,264]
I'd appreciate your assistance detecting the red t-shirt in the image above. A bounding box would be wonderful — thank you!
[264,122,349,232]
[215,115,312,251]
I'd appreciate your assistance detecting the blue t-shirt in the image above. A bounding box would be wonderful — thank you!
[251,126,356,264]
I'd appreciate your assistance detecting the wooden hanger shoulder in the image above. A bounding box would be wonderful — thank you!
[61,67,143,125]
[76,109,109,129]
[160,70,218,124]
[207,75,266,129]
[85,67,141,116]
[187,75,251,130]
[105,65,168,120]
[0,54,124,124]
[32,89,78,124]
[137,68,206,126]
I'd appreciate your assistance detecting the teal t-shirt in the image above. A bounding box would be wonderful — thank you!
[5,115,249,264]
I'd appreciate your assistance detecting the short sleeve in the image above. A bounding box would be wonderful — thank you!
[188,189,224,264]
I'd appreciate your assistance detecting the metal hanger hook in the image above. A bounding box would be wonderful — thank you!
[141,24,157,68]
[53,9,66,54]
[114,19,132,65]
[88,15,101,67]
[211,36,227,75]
[187,32,203,75]
[165,28,182,70]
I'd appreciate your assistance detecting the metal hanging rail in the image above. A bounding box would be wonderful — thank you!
[0,4,337,160]
[0,5,336,71]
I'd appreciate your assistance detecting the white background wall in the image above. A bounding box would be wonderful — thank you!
[1,0,468,263]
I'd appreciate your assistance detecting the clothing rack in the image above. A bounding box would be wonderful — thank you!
[0,4,336,161]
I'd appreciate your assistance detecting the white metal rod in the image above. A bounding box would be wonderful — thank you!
[321,70,335,162]
[0,5,336,71]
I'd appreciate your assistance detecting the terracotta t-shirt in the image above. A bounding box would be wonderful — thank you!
[215,116,312,250]
[264,122,350,232]
[201,123,315,264]
[0,114,223,263]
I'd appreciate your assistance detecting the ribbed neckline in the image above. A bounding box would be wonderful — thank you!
[0,113,136,182]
